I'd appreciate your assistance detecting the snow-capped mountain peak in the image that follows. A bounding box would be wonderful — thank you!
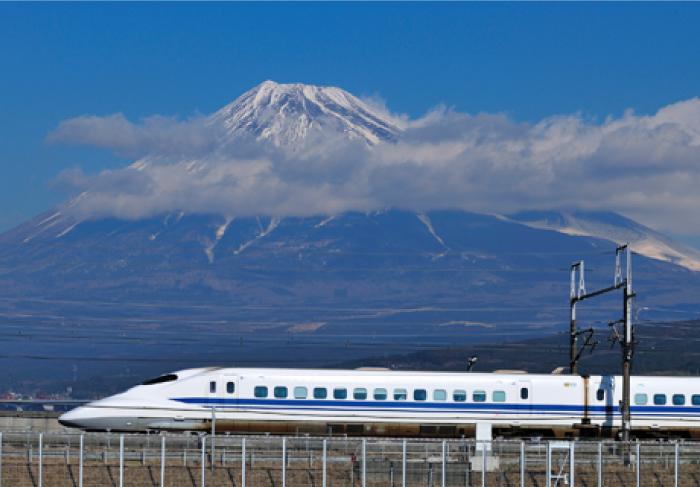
[207,80,400,148]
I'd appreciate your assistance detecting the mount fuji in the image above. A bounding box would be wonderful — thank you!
[1,81,699,388]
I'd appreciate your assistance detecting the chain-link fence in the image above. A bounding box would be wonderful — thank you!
[1,432,700,486]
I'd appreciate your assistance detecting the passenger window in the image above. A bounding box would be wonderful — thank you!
[453,390,466,402]
[434,390,447,401]
[473,391,486,403]
[314,388,327,399]
[354,388,367,400]
[493,391,506,402]
[374,388,387,400]
[210,381,216,394]
[394,389,407,401]
[693,395,700,406]
[654,394,666,405]
[414,389,427,401]
[254,386,268,398]
[294,387,307,399]
[634,393,648,405]
[597,389,605,401]
[334,388,347,400]
[226,382,235,394]
[521,388,528,400]
[274,386,288,399]
[673,394,685,406]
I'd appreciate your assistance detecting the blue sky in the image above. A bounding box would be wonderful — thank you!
[2,2,700,247]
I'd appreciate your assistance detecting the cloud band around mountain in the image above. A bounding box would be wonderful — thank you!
[47,98,700,236]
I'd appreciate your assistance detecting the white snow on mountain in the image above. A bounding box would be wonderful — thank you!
[502,212,700,272]
[207,80,400,149]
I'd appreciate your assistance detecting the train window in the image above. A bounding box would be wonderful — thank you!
[374,388,387,400]
[334,388,347,399]
[453,390,466,402]
[654,394,666,405]
[493,391,506,402]
[473,391,486,403]
[597,389,605,401]
[634,393,648,405]
[142,374,178,385]
[354,388,367,400]
[673,394,685,406]
[294,387,307,399]
[693,395,700,406]
[314,388,327,399]
[414,389,427,401]
[210,381,216,394]
[394,389,407,401]
[254,386,268,398]
[274,386,288,399]
[521,388,529,400]
[226,382,235,394]
[434,390,447,401]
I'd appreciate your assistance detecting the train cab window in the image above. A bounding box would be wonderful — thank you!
[453,390,467,402]
[414,389,427,401]
[654,394,666,405]
[394,389,407,401]
[354,388,367,400]
[434,390,447,402]
[634,393,648,405]
[596,389,605,401]
[693,395,700,406]
[520,388,529,400]
[673,394,685,406]
[374,388,387,400]
[473,391,486,403]
[254,386,268,398]
[294,387,307,399]
[210,381,216,394]
[334,388,347,399]
[314,388,327,399]
[493,391,506,403]
[274,386,288,399]
[142,374,178,385]
[226,382,235,394]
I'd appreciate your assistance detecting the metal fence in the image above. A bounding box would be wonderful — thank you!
[1,432,700,486]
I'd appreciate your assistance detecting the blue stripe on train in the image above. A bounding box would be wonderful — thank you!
[169,397,700,418]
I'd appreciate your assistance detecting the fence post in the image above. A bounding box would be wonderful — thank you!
[119,435,124,487]
[598,442,602,487]
[570,441,575,487]
[636,442,640,487]
[282,437,286,487]
[201,436,207,487]
[482,441,486,487]
[675,442,679,487]
[442,440,446,487]
[39,433,43,487]
[362,439,367,487]
[242,438,246,487]
[79,435,84,487]
[322,439,327,487]
[0,432,3,487]
[521,441,525,487]
[161,435,166,487]
[402,440,406,487]
[546,442,551,487]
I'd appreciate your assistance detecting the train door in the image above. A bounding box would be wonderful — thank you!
[598,376,615,427]
[518,380,532,419]
[206,373,222,407]
[223,374,239,410]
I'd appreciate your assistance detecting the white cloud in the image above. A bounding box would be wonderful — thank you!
[49,98,700,236]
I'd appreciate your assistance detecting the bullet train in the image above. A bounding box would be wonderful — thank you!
[58,367,700,438]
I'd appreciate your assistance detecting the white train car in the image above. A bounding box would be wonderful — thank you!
[58,367,700,438]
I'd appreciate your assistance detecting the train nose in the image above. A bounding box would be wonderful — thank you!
[58,408,86,429]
